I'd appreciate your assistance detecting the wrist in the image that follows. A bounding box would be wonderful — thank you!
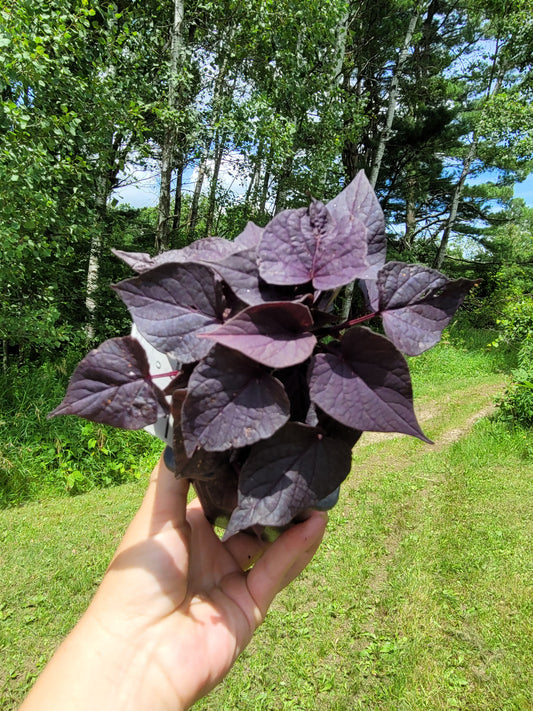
[21,604,186,711]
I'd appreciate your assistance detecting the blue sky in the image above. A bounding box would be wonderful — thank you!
[115,166,533,211]
[513,172,533,206]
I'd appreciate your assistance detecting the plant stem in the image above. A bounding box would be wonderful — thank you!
[319,311,378,337]
[148,370,180,380]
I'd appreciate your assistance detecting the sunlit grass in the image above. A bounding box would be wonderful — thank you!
[2,331,531,709]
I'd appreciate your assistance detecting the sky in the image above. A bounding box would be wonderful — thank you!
[115,154,248,210]
[115,164,533,211]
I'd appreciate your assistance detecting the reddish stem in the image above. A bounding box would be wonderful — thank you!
[321,311,379,336]
[342,311,379,328]
[149,370,180,380]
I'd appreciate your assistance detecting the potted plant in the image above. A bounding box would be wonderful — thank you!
[50,172,474,539]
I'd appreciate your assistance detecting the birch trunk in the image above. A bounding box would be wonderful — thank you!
[258,145,273,215]
[341,5,423,319]
[368,7,422,188]
[155,0,184,253]
[187,147,208,240]
[205,134,226,237]
[85,176,108,340]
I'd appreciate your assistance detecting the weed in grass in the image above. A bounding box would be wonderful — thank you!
[0,359,162,507]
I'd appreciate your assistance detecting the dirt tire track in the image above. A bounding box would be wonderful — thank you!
[346,377,506,652]
[358,380,505,448]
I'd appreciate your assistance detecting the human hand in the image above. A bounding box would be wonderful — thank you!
[21,454,327,711]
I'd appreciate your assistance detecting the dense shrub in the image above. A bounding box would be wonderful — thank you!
[493,294,533,427]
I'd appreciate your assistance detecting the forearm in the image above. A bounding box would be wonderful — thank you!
[19,606,185,711]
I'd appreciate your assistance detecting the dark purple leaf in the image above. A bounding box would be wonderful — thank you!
[181,345,290,456]
[203,302,317,368]
[376,262,476,355]
[327,171,386,278]
[48,337,168,429]
[360,278,379,312]
[233,221,264,250]
[223,422,352,537]
[113,238,241,275]
[112,263,224,363]
[170,236,239,262]
[171,390,235,483]
[163,362,196,394]
[276,363,312,422]
[152,238,240,269]
[315,407,363,448]
[258,200,367,290]
[191,471,239,527]
[308,326,430,442]
[111,249,154,273]
[210,248,260,303]
[211,250,304,307]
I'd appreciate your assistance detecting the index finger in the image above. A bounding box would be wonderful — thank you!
[117,454,190,551]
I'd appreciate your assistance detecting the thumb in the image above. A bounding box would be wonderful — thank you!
[246,510,327,624]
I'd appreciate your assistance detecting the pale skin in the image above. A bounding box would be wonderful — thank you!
[20,454,327,711]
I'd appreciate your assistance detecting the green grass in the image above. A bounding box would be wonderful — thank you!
[0,358,162,507]
[2,330,532,709]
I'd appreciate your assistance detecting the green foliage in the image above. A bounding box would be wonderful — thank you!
[492,294,533,426]
[0,358,161,507]
[492,295,533,350]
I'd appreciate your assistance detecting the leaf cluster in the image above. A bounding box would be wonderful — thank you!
[50,172,475,536]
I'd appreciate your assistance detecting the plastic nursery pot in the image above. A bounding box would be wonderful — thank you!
[163,445,339,541]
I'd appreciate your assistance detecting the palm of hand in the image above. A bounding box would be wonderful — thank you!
[90,459,327,710]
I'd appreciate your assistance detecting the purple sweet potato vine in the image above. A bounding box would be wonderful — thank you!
[50,171,475,537]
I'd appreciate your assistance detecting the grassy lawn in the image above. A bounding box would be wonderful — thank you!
[1,332,532,710]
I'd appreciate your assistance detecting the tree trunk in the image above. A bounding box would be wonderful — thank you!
[369,7,422,188]
[155,129,174,252]
[403,172,417,251]
[155,0,185,253]
[85,130,126,339]
[187,147,208,241]
[341,5,423,319]
[433,139,477,270]
[258,145,273,215]
[2,339,7,373]
[85,176,108,340]
[244,140,263,210]
[172,150,185,239]
[433,60,505,269]
[205,134,225,237]
[274,153,293,214]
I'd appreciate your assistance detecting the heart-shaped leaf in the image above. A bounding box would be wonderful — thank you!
[308,326,430,441]
[223,422,352,538]
[111,249,154,273]
[376,262,476,355]
[48,337,168,429]
[171,390,235,482]
[258,200,368,290]
[203,302,317,368]
[327,170,386,278]
[181,345,290,455]
[233,221,264,250]
[112,237,241,274]
[112,263,225,363]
